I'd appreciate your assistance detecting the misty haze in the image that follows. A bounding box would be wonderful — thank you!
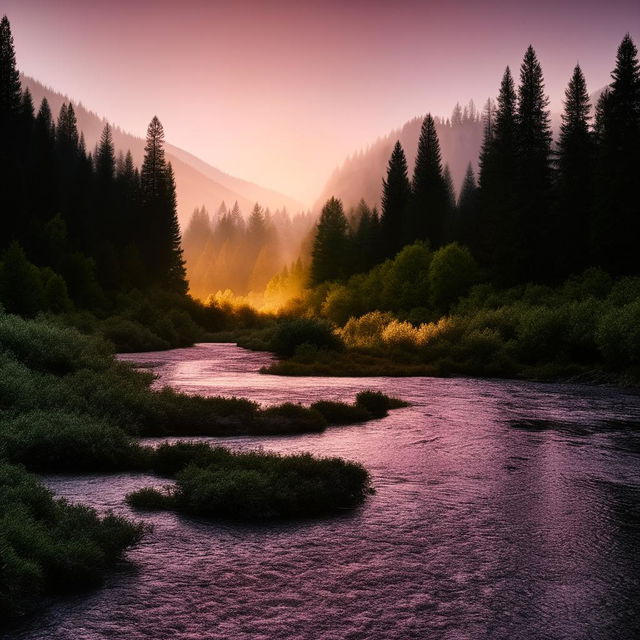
[1,2,640,639]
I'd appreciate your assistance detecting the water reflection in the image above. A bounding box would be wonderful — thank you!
[9,344,640,639]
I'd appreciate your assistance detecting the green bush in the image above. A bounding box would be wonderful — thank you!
[258,403,327,433]
[0,463,143,622]
[428,243,479,312]
[0,411,145,472]
[355,390,406,418]
[128,445,372,520]
[311,401,371,424]
[270,317,342,357]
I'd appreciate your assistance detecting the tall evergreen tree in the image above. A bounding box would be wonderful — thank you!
[515,45,553,281]
[164,162,187,294]
[96,123,115,185]
[476,67,518,280]
[0,15,23,246]
[456,163,478,247]
[593,34,640,274]
[0,15,21,123]
[556,64,593,277]
[410,114,449,248]
[310,197,350,285]
[140,117,187,292]
[381,141,411,258]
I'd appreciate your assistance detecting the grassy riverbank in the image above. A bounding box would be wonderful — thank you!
[228,260,640,385]
[0,462,144,623]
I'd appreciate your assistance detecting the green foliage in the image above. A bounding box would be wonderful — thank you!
[355,390,408,418]
[270,317,342,357]
[310,197,350,285]
[0,462,143,622]
[127,444,372,520]
[0,411,144,472]
[258,403,327,433]
[428,243,479,311]
[311,401,371,424]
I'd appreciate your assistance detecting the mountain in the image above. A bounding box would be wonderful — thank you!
[315,112,485,212]
[22,75,304,225]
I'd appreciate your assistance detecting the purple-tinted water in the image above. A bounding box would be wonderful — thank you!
[7,344,640,640]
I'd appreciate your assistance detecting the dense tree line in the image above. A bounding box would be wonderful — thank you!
[0,16,186,316]
[182,200,314,299]
[311,36,640,287]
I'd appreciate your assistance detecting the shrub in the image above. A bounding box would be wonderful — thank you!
[355,390,407,418]
[428,243,479,311]
[596,300,640,366]
[0,411,145,472]
[258,403,327,433]
[100,316,170,352]
[270,317,342,357]
[339,311,394,349]
[311,401,371,424]
[124,487,175,510]
[0,463,143,622]
[128,445,372,520]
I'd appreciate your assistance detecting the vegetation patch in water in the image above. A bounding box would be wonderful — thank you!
[127,443,372,519]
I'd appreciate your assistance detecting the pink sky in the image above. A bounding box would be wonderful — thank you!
[4,0,640,206]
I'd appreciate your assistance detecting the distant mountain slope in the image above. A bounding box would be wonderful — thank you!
[22,75,304,225]
[315,114,485,212]
[317,89,605,213]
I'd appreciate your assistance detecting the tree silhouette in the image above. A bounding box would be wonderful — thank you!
[310,197,350,285]
[411,114,449,248]
[593,34,640,274]
[556,64,593,277]
[381,141,411,258]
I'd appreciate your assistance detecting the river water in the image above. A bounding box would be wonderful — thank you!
[7,344,640,640]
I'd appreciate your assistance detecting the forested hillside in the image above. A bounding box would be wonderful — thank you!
[22,76,303,225]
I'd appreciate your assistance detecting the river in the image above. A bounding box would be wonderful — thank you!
[7,343,640,639]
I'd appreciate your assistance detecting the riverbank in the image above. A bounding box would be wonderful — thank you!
[0,312,401,627]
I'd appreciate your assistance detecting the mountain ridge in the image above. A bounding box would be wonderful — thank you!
[21,75,305,225]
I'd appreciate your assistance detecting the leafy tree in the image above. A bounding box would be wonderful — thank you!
[427,243,479,311]
[310,197,350,285]
[0,242,45,316]
[381,141,411,258]
[410,114,449,248]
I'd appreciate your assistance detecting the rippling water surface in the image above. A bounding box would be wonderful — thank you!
[8,344,640,640]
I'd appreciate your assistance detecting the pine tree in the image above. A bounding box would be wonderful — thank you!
[0,16,23,247]
[381,141,411,258]
[593,34,640,274]
[310,197,350,285]
[476,68,518,279]
[164,162,187,294]
[0,15,21,124]
[456,163,478,247]
[139,117,187,292]
[515,45,553,281]
[410,114,449,248]
[96,123,115,185]
[442,164,456,242]
[556,64,593,277]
